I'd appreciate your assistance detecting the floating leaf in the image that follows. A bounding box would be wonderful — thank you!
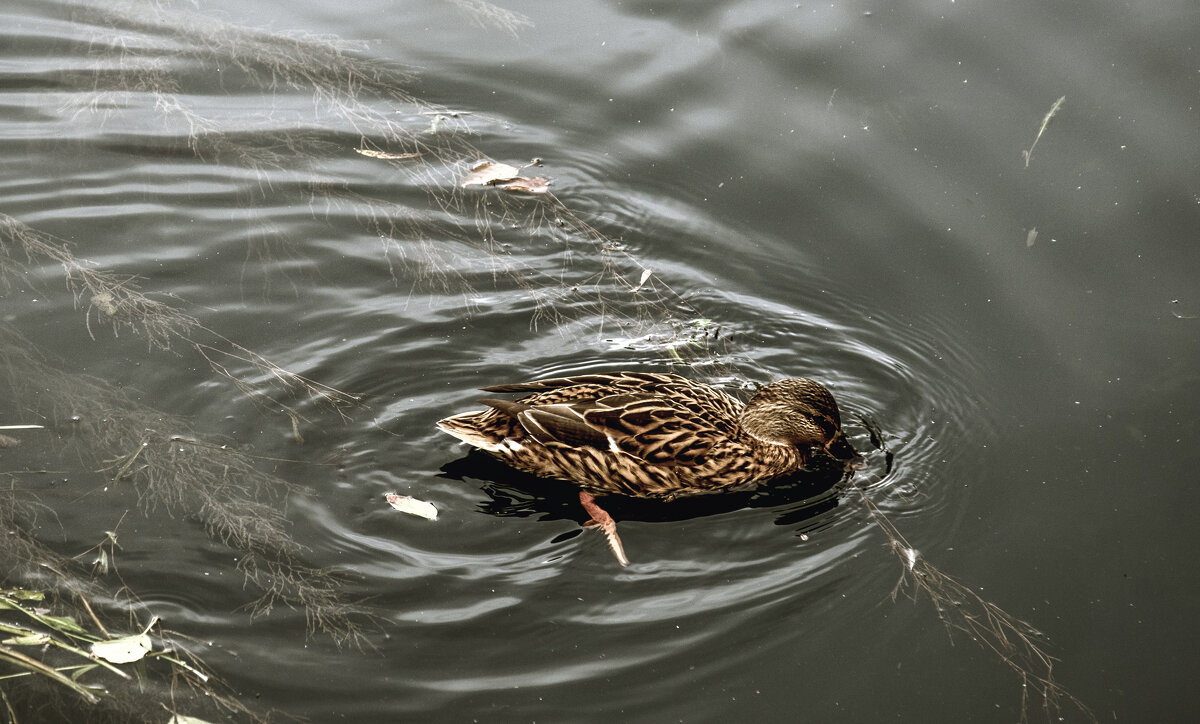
[91,631,152,664]
[385,493,438,520]
[461,160,521,187]
[355,148,422,160]
[496,176,551,194]
[34,614,89,637]
[168,715,221,724]
[630,268,652,292]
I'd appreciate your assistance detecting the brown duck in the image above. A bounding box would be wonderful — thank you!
[436,371,855,565]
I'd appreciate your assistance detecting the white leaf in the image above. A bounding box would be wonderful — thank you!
[91,632,152,664]
[385,493,438,520]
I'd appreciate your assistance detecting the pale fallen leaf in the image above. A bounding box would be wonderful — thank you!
[461,160,522,187]
[385,493,438,520]
[91,631,152,664]
[168,716,221,724]
[630,268,652,292]
[496,176,551,194]
[1025,227,1038,247]
[355,148,422,160]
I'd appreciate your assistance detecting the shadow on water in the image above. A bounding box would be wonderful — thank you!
[439,449,849,528]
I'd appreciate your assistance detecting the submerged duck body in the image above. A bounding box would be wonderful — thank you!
[436,371,854,500]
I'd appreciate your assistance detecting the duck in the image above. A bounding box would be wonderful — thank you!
[436,371,856,565]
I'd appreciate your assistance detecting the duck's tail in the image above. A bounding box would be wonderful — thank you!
[436,412,518,453]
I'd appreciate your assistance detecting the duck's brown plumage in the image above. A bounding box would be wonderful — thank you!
[436,371,854,500]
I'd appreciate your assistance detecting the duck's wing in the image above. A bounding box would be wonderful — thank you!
[582,393,724,465]
[483,372,744,431]
[484,392,726,467]
[480,371,687,395]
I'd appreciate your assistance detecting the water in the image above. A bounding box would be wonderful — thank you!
[2,0,1198,721]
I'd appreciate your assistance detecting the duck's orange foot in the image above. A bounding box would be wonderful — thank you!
[578,490,629,566]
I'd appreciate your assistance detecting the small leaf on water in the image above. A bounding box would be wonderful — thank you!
[91,632,152,664]
[461,161,522,187]
[37,614,88,636]
[168,716,221,724]
[385,493,438,520]
[631,268,652,291]
[355,148,422,160]
[1025,227,1038,247]
[497,176,551,194]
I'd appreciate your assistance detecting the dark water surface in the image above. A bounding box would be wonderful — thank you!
[2,0,1198,721]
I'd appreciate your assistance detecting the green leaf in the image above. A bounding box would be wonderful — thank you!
[91,632,152,664]
[3,633,50,646]
[35,614,88,637]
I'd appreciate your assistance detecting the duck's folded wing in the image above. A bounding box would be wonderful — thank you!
[480,371,686,395]
[581,395,719,465]
[479,398,611,448]
[483,393,720,466]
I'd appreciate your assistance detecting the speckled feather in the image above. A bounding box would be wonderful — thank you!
[436,371,852,500]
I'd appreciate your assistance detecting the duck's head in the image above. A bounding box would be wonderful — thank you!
[740,378,857,461]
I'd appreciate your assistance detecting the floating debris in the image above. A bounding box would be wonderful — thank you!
[630,268,653,292]
[91,617,157,664]
[355,147,422,160]
[461,159,550,194]
[495,176,550,194]
[461,160,522,187]
[1169,299,1198,319]
[385,493,438,520]
[1026,227,1038,247]
[1023,95,1065,168]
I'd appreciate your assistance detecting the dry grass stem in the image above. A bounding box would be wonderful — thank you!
[853,482,1094,723]
[1023,96,1065,167]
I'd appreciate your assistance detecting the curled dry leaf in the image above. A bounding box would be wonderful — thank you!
[461,160,522,187]
[385,493,438,520]
[496,176,550,194]
[355,148,423,160]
